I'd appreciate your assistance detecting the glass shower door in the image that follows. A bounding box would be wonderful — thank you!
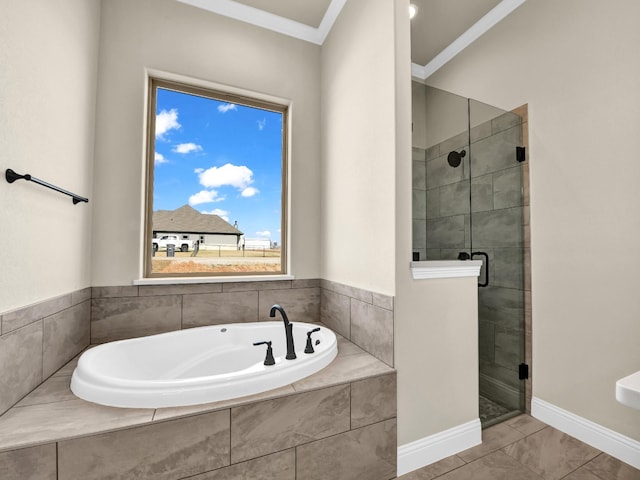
[411,84,528,427]
[469,99,526,426]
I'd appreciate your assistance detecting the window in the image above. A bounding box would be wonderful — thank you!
[145,78,287,277]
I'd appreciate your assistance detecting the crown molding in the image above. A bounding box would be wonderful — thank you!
[176,0,347,45]
[412,0,527,81]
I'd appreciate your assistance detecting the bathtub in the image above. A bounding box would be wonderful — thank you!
[70,321,338,408]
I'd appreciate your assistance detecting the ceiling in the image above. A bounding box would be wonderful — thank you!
[177,0,526,79]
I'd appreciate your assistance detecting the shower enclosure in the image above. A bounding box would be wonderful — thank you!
[412,84,530,427]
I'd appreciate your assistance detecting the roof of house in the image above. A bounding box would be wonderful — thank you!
[153,205,243,235]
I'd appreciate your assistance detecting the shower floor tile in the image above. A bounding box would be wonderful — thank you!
[479,395,510,425]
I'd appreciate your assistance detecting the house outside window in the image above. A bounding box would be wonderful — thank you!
[145,77,287,277]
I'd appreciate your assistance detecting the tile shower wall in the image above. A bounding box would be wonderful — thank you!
[413,108,531,412]
[0,289,91,417]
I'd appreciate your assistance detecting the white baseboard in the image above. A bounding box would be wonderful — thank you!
[397,419,481,476]
[532,397,640,469]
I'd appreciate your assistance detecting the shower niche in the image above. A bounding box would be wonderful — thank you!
[412,83,531,427]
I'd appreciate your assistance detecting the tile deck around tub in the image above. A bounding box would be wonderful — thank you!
[0,332,393,453]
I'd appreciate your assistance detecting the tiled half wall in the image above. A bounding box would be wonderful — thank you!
[0,289,91,417]
[0,373,397,479]
[0,279,394,417]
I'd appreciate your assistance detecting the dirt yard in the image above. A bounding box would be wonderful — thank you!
[151,259,282,274]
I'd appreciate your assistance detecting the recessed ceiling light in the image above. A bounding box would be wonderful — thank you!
[409,4,418,19]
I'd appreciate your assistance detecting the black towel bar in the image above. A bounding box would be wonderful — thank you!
[5,169,89,204]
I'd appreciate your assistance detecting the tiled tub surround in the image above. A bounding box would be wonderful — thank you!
[92,278,395,367]
[0,335,396,480]
[0,280,396,478]
[412,106,531,414]
[0,288,91,417]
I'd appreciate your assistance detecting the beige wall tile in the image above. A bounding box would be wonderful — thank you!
[182,291,259,328]
[350,299,394,366]
[292,278,320,289]
[91,295,181,343]
[372,292,394,311]
[0,322,43,416]
[71,287,92,306]
[231,385,350,463]
[320,288,350,339]
[258,287,320,323]
[0,444,56,480]
[138,283,222,296]
[321,279,373,304]
[296,418,397,480]
[1,294,71,334]
[58,410,230,480]
[351,373,397,429]
[43,302,90,378]
[91,286,139,298]
[222,280,292,293]
[187,449,295,480]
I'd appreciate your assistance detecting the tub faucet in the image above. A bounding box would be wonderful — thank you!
[269,304,296,360]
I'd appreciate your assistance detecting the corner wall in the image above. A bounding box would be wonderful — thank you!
[320,0,396,295]
[92,0,321,286]
[0,0,100,313]
[428,0,640,441]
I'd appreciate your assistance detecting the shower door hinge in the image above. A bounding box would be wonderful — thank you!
[516,146,526,162]
[519,363,529,380]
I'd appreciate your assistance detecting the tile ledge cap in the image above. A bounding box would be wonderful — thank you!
[134,275,295,285]
[411,260,482,280]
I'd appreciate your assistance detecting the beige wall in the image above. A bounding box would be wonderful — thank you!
[428,0,640,441]
[320,0,396,295]
[400,2,479,445]
[0,0,100,313]
[92,0,322,285]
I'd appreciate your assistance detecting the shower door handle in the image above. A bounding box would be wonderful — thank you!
[471,251,489,287]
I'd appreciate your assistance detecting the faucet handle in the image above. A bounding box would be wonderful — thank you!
[304,328,321,354]
[253,341,276,366]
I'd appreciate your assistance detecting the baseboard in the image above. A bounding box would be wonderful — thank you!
[397,418,481,476]
[532,397,640,469]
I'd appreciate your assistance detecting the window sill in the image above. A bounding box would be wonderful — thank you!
[410,260,482,280]
[134,274,295,286]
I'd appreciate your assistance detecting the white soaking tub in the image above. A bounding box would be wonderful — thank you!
[70,321,338,408]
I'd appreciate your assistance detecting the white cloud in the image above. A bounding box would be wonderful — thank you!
[201,208,229,222]
[257,118,266,131]
[197,163,254,190]
[194,168,204,174]
[155,109,180,138]
[188,189,225,206]
[256,230,271,238]
[172,143,203,154]
[154,152,168,164]
[241,187,259,197]
[217,103,237,113]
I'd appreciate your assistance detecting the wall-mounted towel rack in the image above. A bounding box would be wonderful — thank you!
[5,169,89,204]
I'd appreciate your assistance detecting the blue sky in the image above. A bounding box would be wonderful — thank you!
[153,87,283,244]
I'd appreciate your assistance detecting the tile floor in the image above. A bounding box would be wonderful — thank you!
[397,415,640,480]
